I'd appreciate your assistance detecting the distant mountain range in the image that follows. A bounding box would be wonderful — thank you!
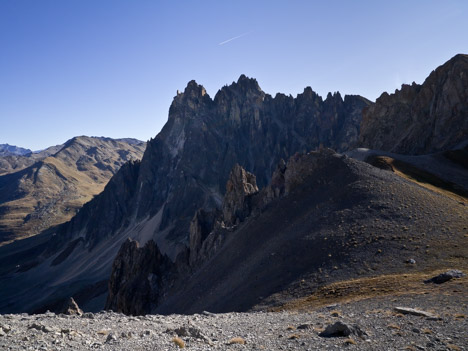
[0,136,146,245]
[0,144,32,157]
[0,54,466,315]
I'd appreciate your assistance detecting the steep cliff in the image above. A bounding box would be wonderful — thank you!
[359,54,468,154]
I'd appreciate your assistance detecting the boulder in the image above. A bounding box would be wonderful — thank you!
[59,297,83,316]
[319,321,366,338]
[424,269,465,284]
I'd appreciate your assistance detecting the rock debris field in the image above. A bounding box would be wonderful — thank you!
[0,291,466,351]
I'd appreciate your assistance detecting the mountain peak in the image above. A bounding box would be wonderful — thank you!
[236,74,261,91]
[183,80,207,97]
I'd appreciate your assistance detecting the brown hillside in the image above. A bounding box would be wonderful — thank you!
[0,136,145,245]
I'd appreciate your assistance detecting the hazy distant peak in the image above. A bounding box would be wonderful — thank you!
[0,144,32,156]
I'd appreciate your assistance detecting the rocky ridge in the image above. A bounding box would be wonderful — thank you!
[0,144,32,157]
[359,54,468,154]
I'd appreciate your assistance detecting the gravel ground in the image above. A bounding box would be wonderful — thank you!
[0,291,466,351]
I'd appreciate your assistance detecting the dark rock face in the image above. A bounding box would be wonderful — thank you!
[359,54,468,154]
[221,164,258,227]
[105,238,173,315]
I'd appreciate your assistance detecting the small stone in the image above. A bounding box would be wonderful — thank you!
[42,326,55,333]
[140,330,151,337]
[297,324,312,330]
[106,333,117,343]
[406,258,416,264]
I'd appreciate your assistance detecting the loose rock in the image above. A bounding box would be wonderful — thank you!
[394,307,438,318]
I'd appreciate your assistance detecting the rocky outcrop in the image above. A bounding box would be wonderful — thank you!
[222,164,258,227]
[359,54,468,154]
[189,165,258,267]
[59,297,83,316]
[105,239,173,315]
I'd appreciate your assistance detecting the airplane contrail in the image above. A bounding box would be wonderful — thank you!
[218,32,251,46]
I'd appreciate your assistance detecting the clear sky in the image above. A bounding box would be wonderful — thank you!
[1,0,467,150]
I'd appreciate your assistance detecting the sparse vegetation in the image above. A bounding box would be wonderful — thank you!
[228,337,246,345]
[387,323,400,330]
[172,337,185,348]
[344,338,357,345]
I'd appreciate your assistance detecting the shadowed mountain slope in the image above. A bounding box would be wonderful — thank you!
[105,150,468,315]
[0,136,145,245]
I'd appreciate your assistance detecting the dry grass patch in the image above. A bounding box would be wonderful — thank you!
[288,334,300,340]
[272,271,465,312]
[228,337,246,345]
[172,337,185,348]
[387,324,400,330]
[447,344,461,351]
[286,325,295,330]
[344,338,357,345]
[454,313,466,319]
[273,268,468,313]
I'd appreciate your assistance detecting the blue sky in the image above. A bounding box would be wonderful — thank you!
[1,1,467,150]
